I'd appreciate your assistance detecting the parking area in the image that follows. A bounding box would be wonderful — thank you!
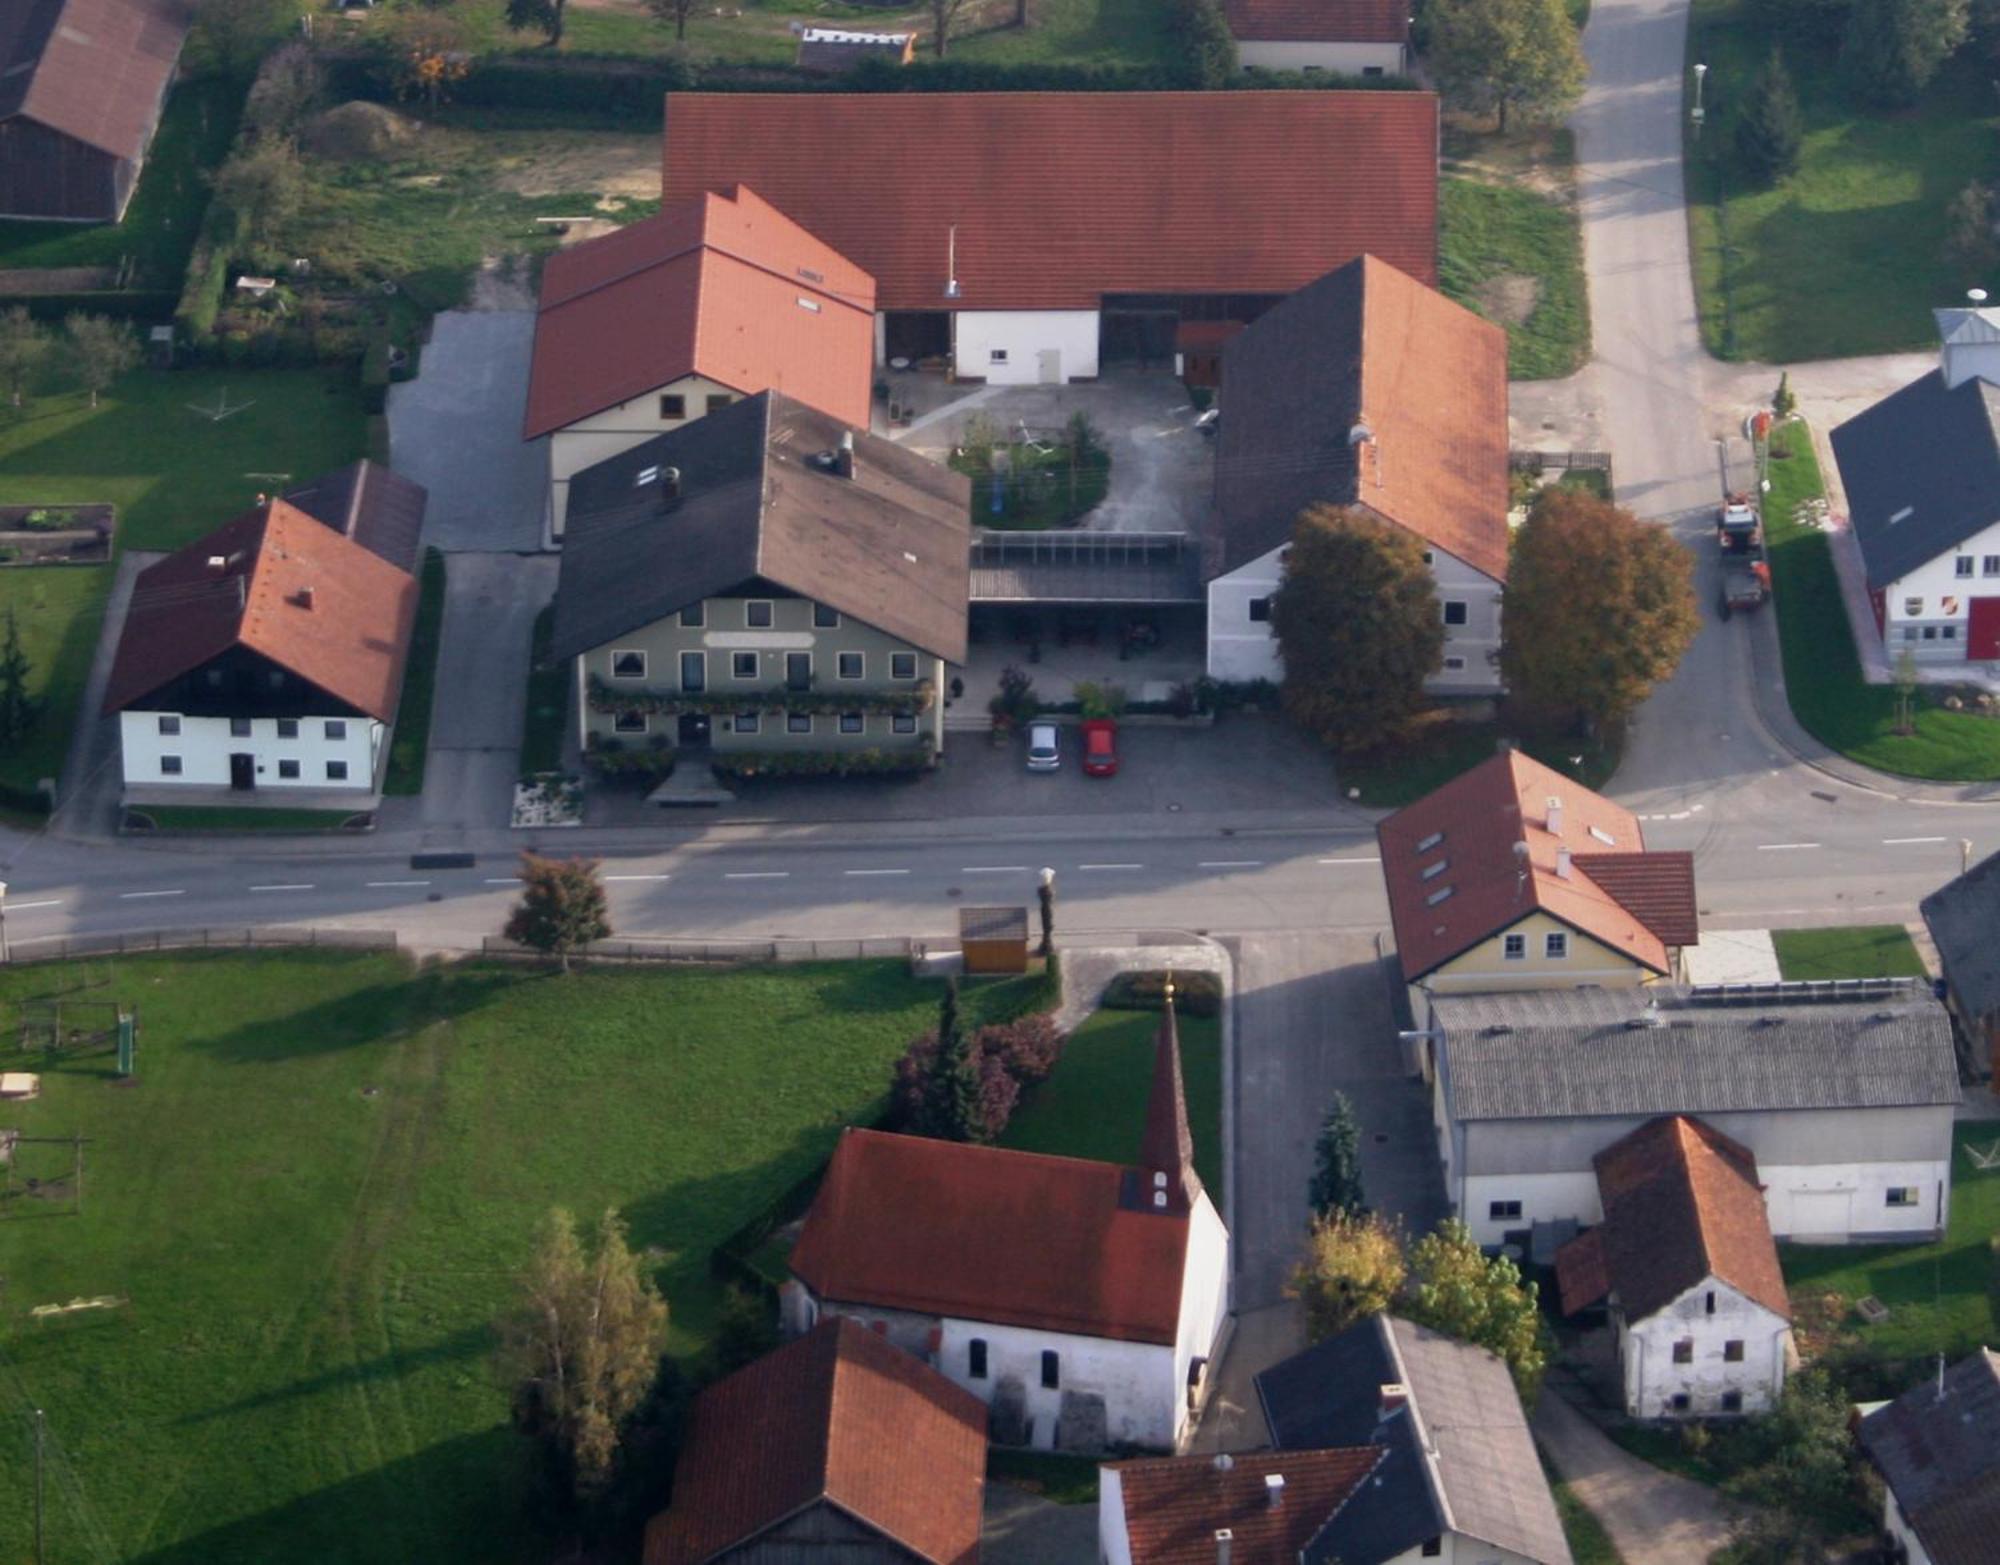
[388,311,548,554]
[896,367,1215,536]
[961,604,1208,707]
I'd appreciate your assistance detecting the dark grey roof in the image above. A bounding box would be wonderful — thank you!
[1256,1316,1572,1565]
[283,460,427,575]
[549,392,970,664]
[1857,1349,2000,1565]
[1829,368,2000,591]
[1430,986,1961,1123]
[1922,848,2000,1025]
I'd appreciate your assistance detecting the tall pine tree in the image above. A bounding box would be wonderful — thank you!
[0,606,35,747]
[920,978,981,1142]
[1308,1094,1367,1218]
[1735,46,1803,184]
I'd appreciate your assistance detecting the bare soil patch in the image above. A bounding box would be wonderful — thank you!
[488,132,662,202]
[1473,273,1542,327]
[303,100,422,162]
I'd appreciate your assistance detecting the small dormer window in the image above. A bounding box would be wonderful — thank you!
[1415,831,1444,853]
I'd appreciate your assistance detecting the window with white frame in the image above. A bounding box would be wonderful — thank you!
[813,603,840,628]
[278,759,300,779]
[787,712,812,734]
[611,650,647,679]
[614,711,647,734]
[1545,931,1568,959]
[892,713,917,735]
[839,713,863,734]
[734,711,759,734]
[325,719,347,741]
[160,754,183,776]
[1488,1199,1522,1220]
[1958,557,1976,577]
[277,718,298,739]
[1503,933,1526,960]
[1986,556,2000,576]
[731,652,758,680]
[157,714,180,735]
[1886,1186,1919,1207]
[680,652,705,693]
[1443,601,1469,626]
[990,349,1009,365]
[837,652,864,680]
[890,651,918,681]
[1905,597,1924,616]
[745,601,774,629]
[327,760,349,781]
[679,603,705,628]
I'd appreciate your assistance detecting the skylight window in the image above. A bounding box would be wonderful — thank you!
[635,465,660,487]
[1589,825,1616,846]
[1422,859,1448,880]
[1416,831,1444,854]
[797,296,822,313]
[1425,886,1454,906]
[1888,505,1914,525]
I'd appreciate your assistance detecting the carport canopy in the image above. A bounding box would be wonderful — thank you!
[969,530,1205,604]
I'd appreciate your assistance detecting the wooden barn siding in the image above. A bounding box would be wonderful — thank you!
[723,1500,924,1564]
[0,117,122,221]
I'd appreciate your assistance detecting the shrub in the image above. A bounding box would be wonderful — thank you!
[707,747,933,782]
[888,1012,1067,1139]
[1101,969,1223,1017]
[975,1013,1067,1088]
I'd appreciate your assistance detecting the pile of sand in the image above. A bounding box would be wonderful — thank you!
[303,101,421,162]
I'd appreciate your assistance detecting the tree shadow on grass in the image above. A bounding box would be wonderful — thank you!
[184,968,520,1064]
[174,1323,496,1427]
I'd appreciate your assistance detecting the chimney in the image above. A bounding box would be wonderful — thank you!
[1214,1529,1233,1565]
[1264,1474,1285,1510]
[1379,1382,1409,1421]
[207,555,228,575]
[834,430,855,480]
[1556,844,1573,880]
[1545,795,1564,836]
[295,585,315,610]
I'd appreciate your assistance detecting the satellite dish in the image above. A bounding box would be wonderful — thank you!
[1971,288,1990,305]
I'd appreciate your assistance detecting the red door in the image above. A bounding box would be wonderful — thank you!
[1969,597,2000,659]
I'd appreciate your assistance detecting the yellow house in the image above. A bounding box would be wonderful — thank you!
[1378,751,1699,998]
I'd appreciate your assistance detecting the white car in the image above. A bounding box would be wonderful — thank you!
[1025,722,1061,772]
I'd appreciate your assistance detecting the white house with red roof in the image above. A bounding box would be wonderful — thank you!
[781,997,1230,1453]
[1225,0,1410,76]
[523,185,875,542]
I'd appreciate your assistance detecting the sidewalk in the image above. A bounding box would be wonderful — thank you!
[1533,1390,1742,1565]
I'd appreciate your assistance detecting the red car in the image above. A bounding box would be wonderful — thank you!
[1080,718,1119,778]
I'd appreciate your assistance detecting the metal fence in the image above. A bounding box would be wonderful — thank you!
[479,935,917,966]
[1508,450,1613,474]
[4,926,400,966]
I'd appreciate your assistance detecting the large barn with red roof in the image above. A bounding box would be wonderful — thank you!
[661,90,1439,386]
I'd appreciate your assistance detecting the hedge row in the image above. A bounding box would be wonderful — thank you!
[10,291,179,325]
[0,781,54,817]
[1101,967,1225,1018]
[709,747,934,781]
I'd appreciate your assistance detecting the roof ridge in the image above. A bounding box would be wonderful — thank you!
[1381,1318,1456,1537]
[545,209,712,314]
[845,1123,1156,1182]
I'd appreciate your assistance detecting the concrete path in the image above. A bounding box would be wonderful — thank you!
[51,551,152,838]
[1229,931,1446,1312]
[388,311,546,554]
[415,552,557,840]
[1534,1391,1741,1565]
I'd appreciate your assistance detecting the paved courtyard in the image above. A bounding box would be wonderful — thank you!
[388,310,548,554]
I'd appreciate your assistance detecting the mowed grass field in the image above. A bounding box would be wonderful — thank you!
[0,953,1045,1564]
[1686,0,2000,361]
[1771,924,1926,982]
[0,564,110,803]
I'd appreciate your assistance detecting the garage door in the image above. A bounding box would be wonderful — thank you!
[1968,597,2000,659]
[1783,1189,1851,1239]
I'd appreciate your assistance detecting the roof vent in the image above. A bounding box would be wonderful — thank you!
[1546,795,1564,835]
[1214,1529,1233,1565]
[1481,1024,1513,1037]
[1627,1002,1665,1029]
[207,555,228,574]
[1754,1016,1786,1028]
[1556,845,1573,880]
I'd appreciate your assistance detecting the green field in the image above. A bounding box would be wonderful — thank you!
[1762,422,2000,780]
[1440,173,1590,381]
[0,952,1037,1564]
[1686,1,2000,361]
[384,550,447,797]
[998,1006,1223,1196]
[0,565,108,806]
[0,370,368,553]
[0,75,242,283]
[1780,1125,2000,1368]
[1771,925,1925,982]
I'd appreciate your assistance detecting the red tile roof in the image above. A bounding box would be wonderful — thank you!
[1109,1449,1383,1565]
[661,92,1439,311]
[790,1128,1194,1344]
[1578,1115,1790,1323]
[1376,751,1699,983]
[643,1317,985,1565]
[1226,0,1409,44]
[524,185,876,439]
[0,0,188,162]
[103,499,419,722]
[1555,1228,1610,1317]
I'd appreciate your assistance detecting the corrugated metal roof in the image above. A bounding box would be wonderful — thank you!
[0,0,187,161]
[1431,986,1961,1122]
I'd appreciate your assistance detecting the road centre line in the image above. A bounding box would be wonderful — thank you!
[1198,860,1264,869]
[1318,856,1381,865]
[604,874,672,882]
[120,889,185,899]
[1882,836,1947,845]
[724,871,789,880]
[845,868,909,877]
[3,899,62,911]
[366,879,431,888]
[249,883,315,892]
[484,877,521,885]
[1755,843,1821,851]
[961,865,1029,873]
[1078,863,1143,870]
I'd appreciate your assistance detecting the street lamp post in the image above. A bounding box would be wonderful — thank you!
[0,879,10,966]
[1692,62,1708,139]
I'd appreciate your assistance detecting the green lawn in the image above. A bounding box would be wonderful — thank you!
[1440,173,1590,381]
[1780,1124,2000,1367]
[384,549,447,797]
[1771,925,1925,982]
[1763,422,2000,780]
[127,804,370,831]
[1338,717,1620,807]
[949,440,1111,530]
[0,370,368,553]
[998,1006,1223,1197]
[987,1448,1101,1504]
[0,565,109,806]
[0,952,988,1564]
[520,604,568,776]
[0,75,242,284]
[1686,2,2000,361]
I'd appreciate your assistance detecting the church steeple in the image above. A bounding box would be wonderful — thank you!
[1138,974,1202,1215]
